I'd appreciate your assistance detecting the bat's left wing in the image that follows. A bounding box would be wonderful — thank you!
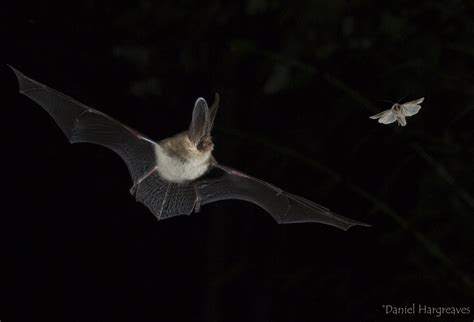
[9,66,162,195]
[196,164,370,230]
[10,66,204,219]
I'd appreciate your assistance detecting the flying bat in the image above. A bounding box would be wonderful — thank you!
[10,66,369,230]
[370,97,424,126]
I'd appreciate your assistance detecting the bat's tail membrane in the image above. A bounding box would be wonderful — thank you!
[134,172,198,220]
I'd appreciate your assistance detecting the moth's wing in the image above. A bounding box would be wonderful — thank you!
[401,97,423,117]
[9,66,158,186]
[377,110,397,124]
[402,105,421,117]
[369,110,389,119]
[369,109,397,124]
[197,164,370,230]
[188,97,210,145]
[403,97,424,106]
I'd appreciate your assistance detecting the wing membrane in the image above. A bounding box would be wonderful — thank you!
[401,102,423,117]
[10,66,157,185]
[378,110,397,124]
[197,165,370,230]
[134,172,197,219]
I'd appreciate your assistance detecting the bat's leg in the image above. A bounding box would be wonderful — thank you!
[193,183,201,213]
[129,165,158,194]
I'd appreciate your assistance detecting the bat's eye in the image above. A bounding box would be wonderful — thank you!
[197,138,213,151]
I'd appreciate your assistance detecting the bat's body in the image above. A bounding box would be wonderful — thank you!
[10,66,369,230]
[156,132,213,183]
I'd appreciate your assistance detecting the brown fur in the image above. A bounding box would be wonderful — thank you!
[160,131,214,162]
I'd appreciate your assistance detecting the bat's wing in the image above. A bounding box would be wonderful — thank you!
[9,66,159,191]
[196,164,370,230]
[9,66,371,227]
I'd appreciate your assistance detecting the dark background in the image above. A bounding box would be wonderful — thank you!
[1,1,473,321]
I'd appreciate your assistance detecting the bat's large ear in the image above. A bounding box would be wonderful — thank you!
[208,93,220,134]
[188,97,210,146]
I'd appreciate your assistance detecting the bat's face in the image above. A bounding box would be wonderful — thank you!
[156,94,219,182]
[196,135,214,152]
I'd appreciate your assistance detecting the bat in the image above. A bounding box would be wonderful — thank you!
[10,66,370,231]
[370,97,424,126]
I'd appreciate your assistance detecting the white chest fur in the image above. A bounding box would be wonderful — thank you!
[154,144,211,183]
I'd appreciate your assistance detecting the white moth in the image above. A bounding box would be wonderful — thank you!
[370,97,424,126]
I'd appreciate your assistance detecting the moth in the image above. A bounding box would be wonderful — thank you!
[10,66,369,230]
[370,97,424,126]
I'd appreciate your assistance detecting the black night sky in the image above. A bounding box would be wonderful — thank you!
[1,1,473,321]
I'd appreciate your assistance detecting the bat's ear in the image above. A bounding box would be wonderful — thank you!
[188,97,210,146]
[208,93,220,134]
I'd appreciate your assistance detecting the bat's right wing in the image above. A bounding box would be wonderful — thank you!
[9,66,158,190]
[197,164,370,230]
